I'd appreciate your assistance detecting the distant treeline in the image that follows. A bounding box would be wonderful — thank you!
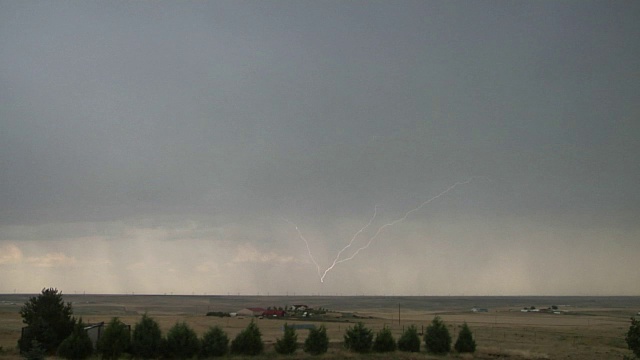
[206,311,230,317]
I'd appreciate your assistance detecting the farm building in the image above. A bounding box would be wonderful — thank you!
[84,322,105,349]
[21,321,112,351]
[236,307,266,317]
[263,309,286,317]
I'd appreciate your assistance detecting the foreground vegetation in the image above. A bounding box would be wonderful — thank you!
[17,289,486,359]
[6,290,638,359]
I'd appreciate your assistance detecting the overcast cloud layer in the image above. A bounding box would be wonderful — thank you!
[1,1,639,295]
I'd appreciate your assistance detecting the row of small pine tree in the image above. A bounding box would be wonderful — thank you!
[275,323,328,355]
[276,318,475,356]
[342,316,476,355]
[56,315,473,358]
[55,315,329,358]
[57,314,237,359]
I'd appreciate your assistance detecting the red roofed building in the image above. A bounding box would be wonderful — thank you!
[263,309,286,317]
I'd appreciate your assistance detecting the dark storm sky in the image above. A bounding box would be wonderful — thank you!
[1,1,639,295]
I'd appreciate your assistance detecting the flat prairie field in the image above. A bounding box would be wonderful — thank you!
[0,295,638,359]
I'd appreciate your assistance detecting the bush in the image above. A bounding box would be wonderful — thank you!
[454,322,476,353]
[165,321,200,359]
[97,317,131,360]
[344,322,373,353]
[275,323,298,355]
[424,316,451,355]
[205,311,230,317]
[397,325,421,352]
[131,313,162,358]
[23,340,46,360]
[627,317,640,358]
[230,320,263,356]
[19,288,75,354]
[373,326,396,352]
[57,319,93,359]
[200,326,229,358]
[304,325,328,355]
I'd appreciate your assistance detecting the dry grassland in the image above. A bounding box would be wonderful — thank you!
[0,295,637,359]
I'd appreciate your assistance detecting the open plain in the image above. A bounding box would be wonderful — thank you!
[1,294,638,359]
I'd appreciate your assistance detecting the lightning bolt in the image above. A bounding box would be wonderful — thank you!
[286,177,489,283]
[331,177,479,268]
[319,205,378,282]
[282,218,322,277]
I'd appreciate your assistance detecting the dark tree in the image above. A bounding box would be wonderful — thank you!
[454,322,476,353]
[23,340,46,360]
[275,323,298,355]
[165,321,200,359]
[424,316,451,355]
[200,326,229,358]
[343,322,373,353]
[57,318,93,360]
[372,326,396,352]
[397,325,421,352]
[627,317,640,358]
[131,313,162,358]
[97,317,131,360]
[230,320,263,356]
[19,288,75,354]
[303,325,328,355]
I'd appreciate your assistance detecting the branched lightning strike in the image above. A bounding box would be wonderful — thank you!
[319,205,378,282]
[282,217,321,277]
[286,177,488,283]
[332,177,479,268]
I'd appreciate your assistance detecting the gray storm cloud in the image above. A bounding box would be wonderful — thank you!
[1,1,639,295]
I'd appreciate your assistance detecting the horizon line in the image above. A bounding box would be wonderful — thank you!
[2,292,639,297]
